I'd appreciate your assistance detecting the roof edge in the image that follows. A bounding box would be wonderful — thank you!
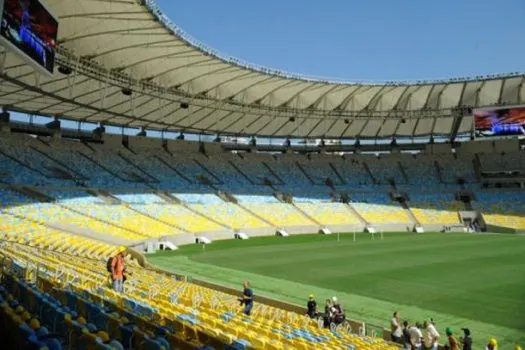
[143,0,524,86]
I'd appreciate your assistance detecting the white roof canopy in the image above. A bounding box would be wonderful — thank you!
[0,0,524,138]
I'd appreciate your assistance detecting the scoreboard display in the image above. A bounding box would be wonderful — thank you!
[475,106,525,136]
[0,0,58,75]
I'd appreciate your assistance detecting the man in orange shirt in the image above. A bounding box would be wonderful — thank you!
[111,247,126,293]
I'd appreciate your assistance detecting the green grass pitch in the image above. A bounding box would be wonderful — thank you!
[148,232,525,348]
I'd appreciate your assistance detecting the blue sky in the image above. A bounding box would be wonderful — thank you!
[155,0,524,82]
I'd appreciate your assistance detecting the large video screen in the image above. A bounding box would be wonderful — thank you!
[0,0,58,75]
[474,106,525,136]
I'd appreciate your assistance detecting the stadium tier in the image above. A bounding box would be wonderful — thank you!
[0,235,401,350]
[0,133,524,240]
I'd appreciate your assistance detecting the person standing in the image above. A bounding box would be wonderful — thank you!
[424,320,440,350]
[323,299,332,328]
[330,297,345,325]
[239,281,253,316]
[486,338,498,350]
[111,248,126,293]
[409,322,423,350]
[402,321,412,350]
[306,294,318,319]
[445,327,460,350]
[391,311,402,343]
[460,328,472,350]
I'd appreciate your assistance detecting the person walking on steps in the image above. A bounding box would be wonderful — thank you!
[111,247,126,293]
[239,281,254,316]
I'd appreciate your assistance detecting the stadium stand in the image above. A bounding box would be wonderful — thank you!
[0,242,400,349]
[408,193,463,225]
[229,154,283,185]
[1,134,524,237]
[295,203,362,226]
[473,191,525,230]
[132,203,224,233]
[363,156,406,186]
[350,194,412,225]
[478,151,525,172]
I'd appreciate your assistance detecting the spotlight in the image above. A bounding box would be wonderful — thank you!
[344,119,349,124]
[58,66,72,75]
[401,118,406,124]
[180,102,189,109]
[289,117,295,122]
[121,88,132,96]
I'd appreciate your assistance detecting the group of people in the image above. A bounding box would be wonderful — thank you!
[391,314,459,350]
[390,312,521,350]
[306,295,345,328]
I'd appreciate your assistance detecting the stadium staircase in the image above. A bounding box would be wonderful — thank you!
[177,199,233,231]
[31,143,86,180]
[295,162,316,184]
[154,154,194,184]
[290,203,322,227]
[362,162,378,184]
[472,155,483,182]
[8,185,53,203]
[126,205,191,235]
[0,147,51,179]
[76,151,129,183]
[118,152,159,183]
[329,162,347,184]
[227,160,256,185]
[274,191,293,203]
[345,202,369,226]
[218,191,237,203]
[232,202,277,228]
[60,205,152,239]
[397,162,409,183]
[87,189,120,204]
[401,202,420,227]
[434,160,445,183]
[155,191,182,204]
[193,158,224,184]
[262,161,285,184]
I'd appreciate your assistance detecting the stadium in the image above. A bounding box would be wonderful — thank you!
[0,0,524,349]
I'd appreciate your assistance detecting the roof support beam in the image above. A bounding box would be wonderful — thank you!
[449,108,464,142]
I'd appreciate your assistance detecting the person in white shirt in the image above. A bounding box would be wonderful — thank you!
[409,322,424,350]
[390,311,402,343]
[424,320,440,350]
